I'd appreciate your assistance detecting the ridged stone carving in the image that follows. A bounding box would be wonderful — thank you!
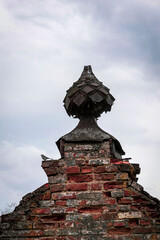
[63,65,115,118]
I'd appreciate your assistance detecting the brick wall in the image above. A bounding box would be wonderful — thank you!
[0,141,160,239]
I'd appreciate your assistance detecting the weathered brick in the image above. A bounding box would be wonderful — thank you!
[75,159,85,166]
[106,165,118,172]
[94,166,106,173]
[124,188,139,197]
[133,227,159,234]
[41,191,51,200]
[118,205,130,212]
[66,166,80,174]
[57,228,80,236]
[44,229,55,236]
[69,174,93,182]
[64,152,74,159]
[108,228,131,235]
[95,173,115,181]
[78,206,103,213]
[64,145,73,151]
[43,167,59,176]
[73,144,94,151]
[48,174,67,184]
[66,183,88,191]
[32,208,51,215]
[88,158,109,166]
[111,189,123,198]
[103,213,117,220]
[116,173,129,180]
[118,211,142,219]
[74,152,85,158]
[104,181,124,190]
[81,166,92,173]
[90,183,102,190]
[50,184,63,192]
[106,198,116,205]
[52,193,77,200]
[60,221,74,228]
[41,214,66,222]
[128,219,138,227]
[114,220,126,227]
[39,200,55,207]
[139,219,152,226]
[67,159,76,166]
[77,192,103,201]
[118,197,134,204]
[55,200,67,206]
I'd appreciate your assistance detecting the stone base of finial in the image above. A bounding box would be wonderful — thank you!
[42,141,139,184]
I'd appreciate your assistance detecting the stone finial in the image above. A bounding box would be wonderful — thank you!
[63,65,115,118]
[57,66,125,159]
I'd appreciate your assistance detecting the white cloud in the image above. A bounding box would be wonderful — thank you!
[0,141,48,208]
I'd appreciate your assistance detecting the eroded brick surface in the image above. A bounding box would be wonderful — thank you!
[0,141,160,239]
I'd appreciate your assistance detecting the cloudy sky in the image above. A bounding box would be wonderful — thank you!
[0,0,160,210]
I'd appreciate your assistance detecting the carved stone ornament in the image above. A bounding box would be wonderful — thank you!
[57,66,125,159]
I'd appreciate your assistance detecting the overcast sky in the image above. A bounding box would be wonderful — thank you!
[0,0,160,209]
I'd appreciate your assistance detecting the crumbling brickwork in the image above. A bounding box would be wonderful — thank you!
[0,141,160,239]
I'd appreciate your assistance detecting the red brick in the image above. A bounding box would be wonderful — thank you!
[78,200,88,205]
[133,227,158,234]
[69,174,93,182]
[90,183,102,190]
[94,166,106,173]
[41,214,66,222]
[92,214,102,220]
[19,230,44,237]
[118,197,133,204]
[32,208,51,215]
[108,228,131,235]
[106,198,116,205]
[104,182,124,190]
[75,159,85,166]
[81,166,92,173]
[55,201,67,206]
[111,159,121,163]
[33,222,59,230]
[74,152,84,158]
[139,219,152,226]
[124,189,138,197]
[131,205,140,211]
[128,219,138,227]
[65,207,76,213]
[103,213,116,220]
[78,206,103,213]
[66,166,80,174]
[42,191,51,200]
[60,221,74,228]
[52,193,77,200]
[95,174,115,181]
[114,221,125,227]
[43,167,58,176]
[50,184,63,192]
[107,222,113,227]
[66,183,88,191]
[102,174,115,180]
[106,165,118,172]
